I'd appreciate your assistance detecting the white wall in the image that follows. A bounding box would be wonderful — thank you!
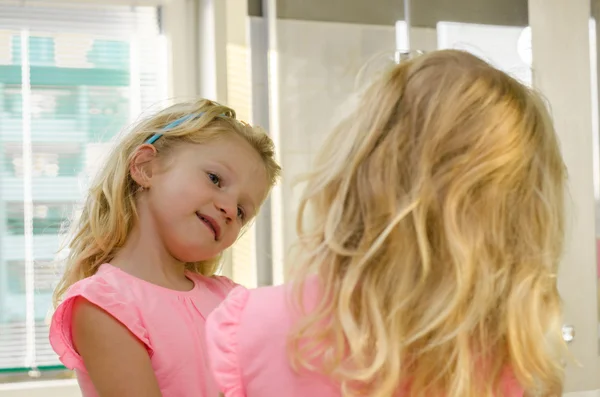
[270,19,396,281]
[436,22,531,85]
[566,392,600,397]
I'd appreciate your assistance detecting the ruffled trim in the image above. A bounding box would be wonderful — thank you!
[205,286,250,397]
[211,275,238,295]
[49,275,153,371]
[197,273,238,299]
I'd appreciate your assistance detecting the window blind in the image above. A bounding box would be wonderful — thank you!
[0,2,167,373]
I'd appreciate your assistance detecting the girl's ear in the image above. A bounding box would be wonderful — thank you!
[130,143,158,189]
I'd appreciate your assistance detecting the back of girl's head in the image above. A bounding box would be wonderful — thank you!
[290,50,566,397]
[53,99,280,307]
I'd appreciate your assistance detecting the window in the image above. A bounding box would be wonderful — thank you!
[3,146,84,178]
[12,36,56,66]
[4,85,79,119]
[6,260,56,295]
[0,2,167,381]
[87,39,130,69]
[6,202,72,235]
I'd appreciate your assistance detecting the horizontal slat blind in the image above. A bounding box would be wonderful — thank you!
[0,2,166,372]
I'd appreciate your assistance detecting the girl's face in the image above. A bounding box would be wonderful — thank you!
[140,134,269,262]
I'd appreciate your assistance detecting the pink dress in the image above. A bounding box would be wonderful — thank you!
[205,277,524,397]
[49,263,236,397]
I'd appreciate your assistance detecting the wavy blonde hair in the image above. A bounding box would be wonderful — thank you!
[53,99,280,307]
[289,50,567,396]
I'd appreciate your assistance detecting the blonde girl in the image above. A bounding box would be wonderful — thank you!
[205,50,567,397]
[49,99,280,397]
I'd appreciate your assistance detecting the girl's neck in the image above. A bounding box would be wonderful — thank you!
[110,209,192,291]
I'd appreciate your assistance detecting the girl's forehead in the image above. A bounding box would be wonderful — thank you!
[181,134,253,154]
[176,137,268,179]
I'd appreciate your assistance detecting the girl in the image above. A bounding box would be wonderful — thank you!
[49,99,280,397]
[205,50,567,396]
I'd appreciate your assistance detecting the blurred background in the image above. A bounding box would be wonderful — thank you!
[0,0,597,396]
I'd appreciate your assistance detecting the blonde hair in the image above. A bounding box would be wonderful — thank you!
[289,50,567,396]
[53,99,280,307]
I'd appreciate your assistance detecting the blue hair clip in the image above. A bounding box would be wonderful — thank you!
[145,113,204,145]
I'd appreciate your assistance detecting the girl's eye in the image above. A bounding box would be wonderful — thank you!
[237,206,245,220]
[208,173,221,186]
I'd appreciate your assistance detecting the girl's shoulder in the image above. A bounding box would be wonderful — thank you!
[59,263,140,307]
[49,264,153,372]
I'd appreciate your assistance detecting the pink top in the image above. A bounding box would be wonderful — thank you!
[205,277,524,397]
[49,263,236,397]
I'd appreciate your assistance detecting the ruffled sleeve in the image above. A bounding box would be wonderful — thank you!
[211,275,239,296]
[48,274,152,372]
[205,285,250,397]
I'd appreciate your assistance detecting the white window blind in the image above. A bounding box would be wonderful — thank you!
[0,2,167,374]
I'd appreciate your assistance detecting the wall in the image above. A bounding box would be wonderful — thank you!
[264,17,396,281]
